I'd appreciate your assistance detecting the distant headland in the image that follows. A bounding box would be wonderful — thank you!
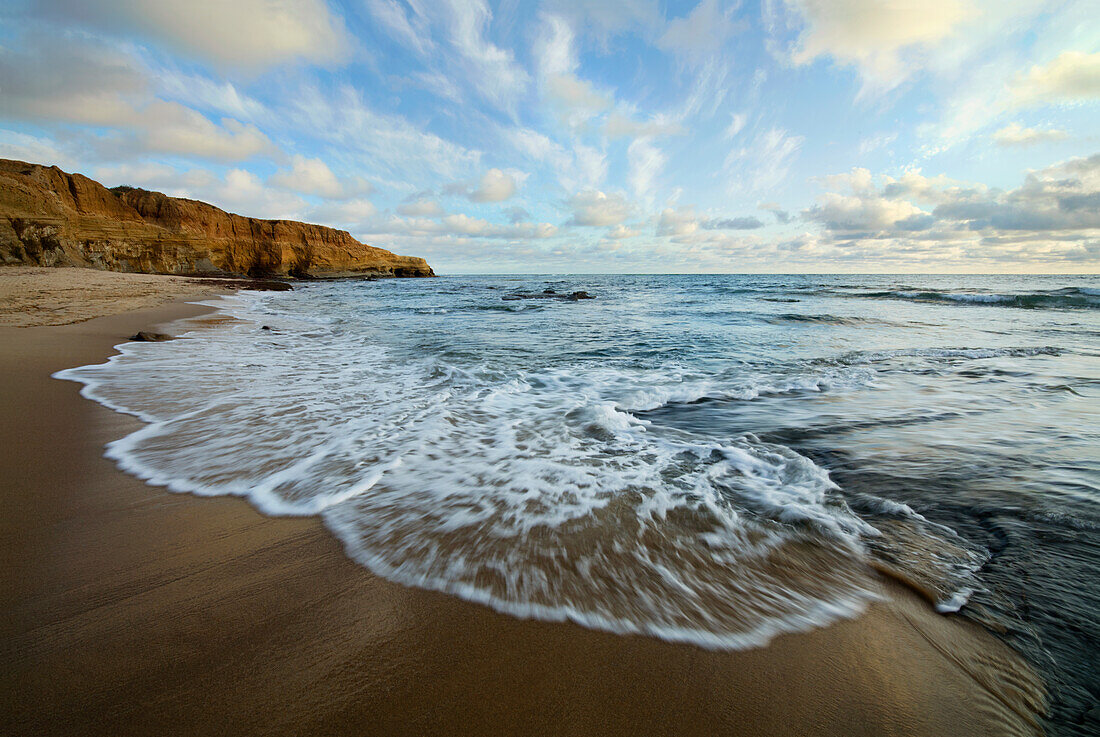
[0,159,434,279]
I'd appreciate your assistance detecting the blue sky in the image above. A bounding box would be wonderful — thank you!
[1,0,1098,272]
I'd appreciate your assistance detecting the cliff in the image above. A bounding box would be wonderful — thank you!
[0,159,434,279]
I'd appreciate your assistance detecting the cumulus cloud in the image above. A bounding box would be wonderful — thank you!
[657,206,700,237]
[94,162,217,194]
[0,37,273,161]
[781,0,971,95]
[804,192,925,232]
[1010,52,1100,107]
[445,169,522,202]
[993,123,1070,147]
[269,155,372,199]
[309,199,378,227]
[202,168,306,220]
[471,168,520,202]
[797,154,1100,268]
[568,190,633,226]
[931,154,1100,231]
[608,224,640,239]
[38,0,350,71]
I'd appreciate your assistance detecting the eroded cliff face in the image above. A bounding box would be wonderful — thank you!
[0,159,434,278]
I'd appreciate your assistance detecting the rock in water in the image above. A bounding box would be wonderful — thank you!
[130,332,173,342]
[503,290,596,302]
[0,159,434,279]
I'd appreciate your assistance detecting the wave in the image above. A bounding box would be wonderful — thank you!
[824,346,1060,365]
[53,292,899,650]
[851,287,1099,310]
[765,313,888,326]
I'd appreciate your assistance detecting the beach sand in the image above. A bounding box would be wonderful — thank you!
[0,268,1046,736]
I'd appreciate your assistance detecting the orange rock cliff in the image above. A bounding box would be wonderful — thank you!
[0,159,434,278]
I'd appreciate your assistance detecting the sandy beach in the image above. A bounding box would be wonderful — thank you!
[0,268,1047,736]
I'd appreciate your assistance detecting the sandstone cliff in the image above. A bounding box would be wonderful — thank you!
[0,159,434,279]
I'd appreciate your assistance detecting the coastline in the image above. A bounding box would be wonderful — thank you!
[0,272,1046,736]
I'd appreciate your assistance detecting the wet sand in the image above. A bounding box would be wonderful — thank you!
[0,272,1046,736]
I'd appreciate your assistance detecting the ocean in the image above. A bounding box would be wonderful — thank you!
[57,274,1099,735]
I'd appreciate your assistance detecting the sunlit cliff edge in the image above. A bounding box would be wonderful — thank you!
[0,159,434,279]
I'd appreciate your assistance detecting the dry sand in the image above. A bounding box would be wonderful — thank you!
[0,266,229,326]
[0,267,1047,736]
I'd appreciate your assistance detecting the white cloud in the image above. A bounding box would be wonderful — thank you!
[201,168,307,220]
[658,206,700,237]
[796,154,1100,269]
[439,0,529,111]
[138,103,273,160]
[627,139,665,202]
[858,132,898,155]
[658,0,741,59]
[397,199,445,217]
[94,162,217,194]
[725,127,804,192]
[568,190,633,226]
[992,123,1070,147]
[1010,52,1100,107]
[608,224,640,239]
[545,75,613,115]
[571,143,609,191]
[471,168,519,202]
[500,127,606,191]
[725,113,747,139]
[0,130,79,170]
[819,167,875,194]
[605,113,683,139]
[0,39,273,161]
[374,213,558,239]
[804,192,925,231]
[535,13,612,123]
[309,199,379,227]
[366,0,433,57]
[269,155,373,199]
[782,0,972,95]
[40,0,350,71]
[287,84,481,180]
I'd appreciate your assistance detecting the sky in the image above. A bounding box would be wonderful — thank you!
[1,0,1098,273]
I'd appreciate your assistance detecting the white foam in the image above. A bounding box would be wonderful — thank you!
[54,287,894,649]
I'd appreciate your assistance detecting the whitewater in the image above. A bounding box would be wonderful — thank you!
[56,273,1100,734]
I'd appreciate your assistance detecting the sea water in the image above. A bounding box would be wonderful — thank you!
[57,274,1099,734]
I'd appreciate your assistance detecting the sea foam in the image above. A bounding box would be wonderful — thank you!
[56,290,891,649]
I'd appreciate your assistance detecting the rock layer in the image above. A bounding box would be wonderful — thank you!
[0,159,434,278]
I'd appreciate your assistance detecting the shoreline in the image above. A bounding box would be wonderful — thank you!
[1,271,1046,736]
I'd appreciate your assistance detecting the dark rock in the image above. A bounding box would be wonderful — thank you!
[130,331,172,342]
[261,326,272,331]
[502,290,596,302]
